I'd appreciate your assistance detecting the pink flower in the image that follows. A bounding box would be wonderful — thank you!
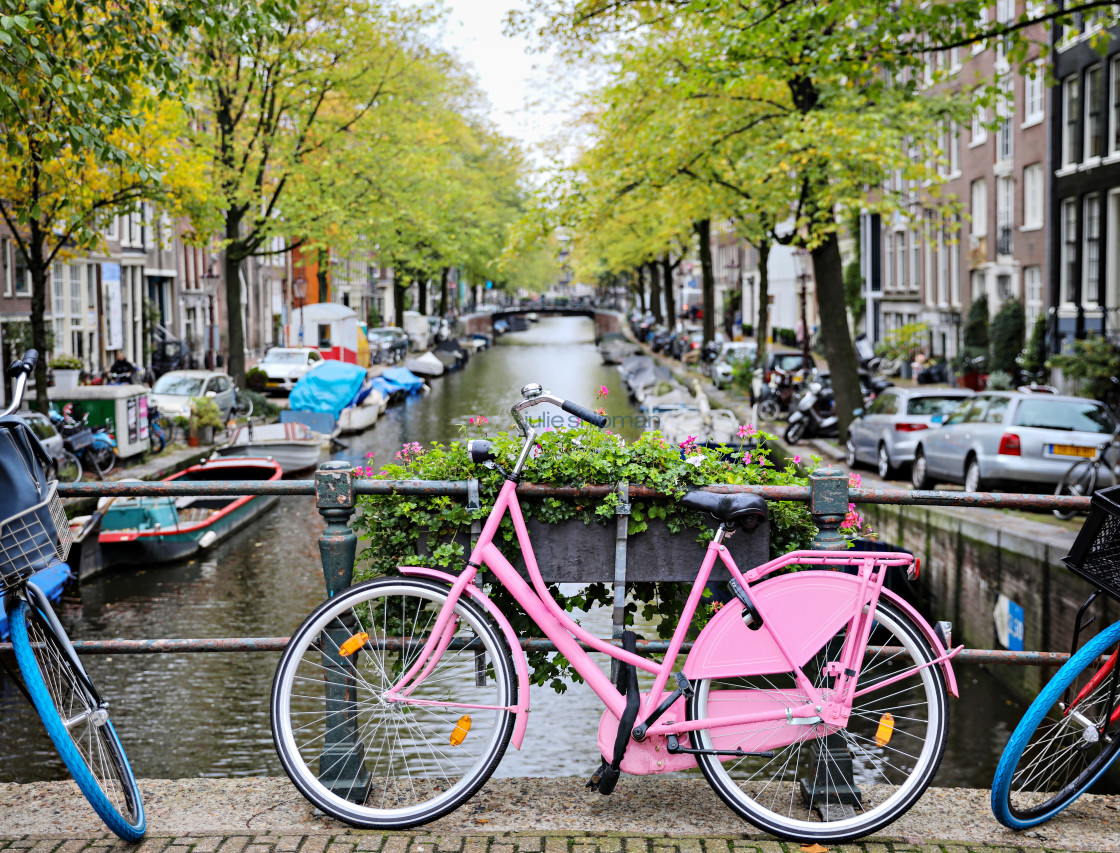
[793,455,801,464]
[849,472,862,488]
[599,385,610,397]
[737,423,756,439]
[680,435,698,454]
[742,452,752,464]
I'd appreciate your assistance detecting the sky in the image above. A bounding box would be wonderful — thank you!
[405,0,587,166]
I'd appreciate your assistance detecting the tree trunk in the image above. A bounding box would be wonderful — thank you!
[696,219,715,344]
[438,266,450,316]
[417,275,428,315]
[635,267,647,312]
[649,262,663,323]
[26,228,49,413]
[394,273,406,328]
[316,247,329,304]
[813,232,861,442]
[662,255,676,329]
[755,240,771,374]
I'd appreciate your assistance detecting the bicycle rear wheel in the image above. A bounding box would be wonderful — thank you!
[53,450,82,484]
[688,599,948,842]
[9,597,145,840]
[271,577,516,828]
[233,392,253,419]
[1053,460,1096,521]
[991,620,1120,829]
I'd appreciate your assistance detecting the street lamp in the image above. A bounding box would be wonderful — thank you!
[200,264,221,370]
[792,248,813,372]
[293,277,307,347]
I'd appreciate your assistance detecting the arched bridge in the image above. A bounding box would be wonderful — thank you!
[461,307,623,340]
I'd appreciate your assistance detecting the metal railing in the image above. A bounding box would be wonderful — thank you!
[0,462,1090,664]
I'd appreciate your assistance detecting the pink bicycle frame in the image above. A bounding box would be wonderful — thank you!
[390,476,960,751]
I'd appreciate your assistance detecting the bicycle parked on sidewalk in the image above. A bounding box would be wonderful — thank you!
[1052,429,1120,521]
[991,483,1120,829]
[270,383,960,842]
[0,351,145,840]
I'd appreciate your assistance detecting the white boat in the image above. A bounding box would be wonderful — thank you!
[337,391,385,434]
[406,351,445,378]
[216,422,324,474]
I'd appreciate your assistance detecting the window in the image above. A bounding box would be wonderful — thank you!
[897,229,906,288]
[1085,193,1101,304]
[937,228,949,304]
[997,77,1014,161]
[974,4,989,54]
[996,0,1013,23]
[13,247,29,296]
[1061,198,1078,304]
[51,263,64,318]
[69,264,82,326]
[318,323,332,349]
[984,396,1011,424]
[972,107,989,145]
[1064,75,1081,166]
[1025,60,1045,124]
[971,271,987,305]
[997,273,1013,302]
[950,221,961,306]
[1112,57,1120,155]
[951,46,962,71]
[1025,265,1043,326]
[1086,64,1104,159]
[107,216,119,241]
[945,123,960,174]
[1023,164,1043,228]
[884,232,894,290]
[971,179,988,236]
[911,227,921,292]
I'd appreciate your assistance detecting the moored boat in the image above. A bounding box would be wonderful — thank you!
[98,457,282,567]
[288,360,382,435]
[215,421,324,473]
[405,351,444,378]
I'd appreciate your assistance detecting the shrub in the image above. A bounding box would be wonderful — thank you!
[959,293,990,369]
[1047,334,1120,402]
[1020,313,1049,377]
[49,354,82,370]
[246,366,269,392]
[352,422,866,693]
[242,389,279,419]
[189,396,224,430]
[989,299,1025,374]
[985,369,1014,390]
[875,322,929,363]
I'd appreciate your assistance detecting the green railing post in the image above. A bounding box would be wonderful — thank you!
[809,465,849,551]
[314,460,370,802]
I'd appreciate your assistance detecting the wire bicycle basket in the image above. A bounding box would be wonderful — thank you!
[0,482,72,589]
[1063,484,1120,602]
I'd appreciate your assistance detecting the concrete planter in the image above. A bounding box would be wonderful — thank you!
[52,369,80,389]
[419,513,770,584]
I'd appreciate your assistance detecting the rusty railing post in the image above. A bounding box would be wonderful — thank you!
[315,460,369,802]
[802,463,861,816]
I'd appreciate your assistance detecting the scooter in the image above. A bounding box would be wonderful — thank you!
[784,380,838,444]
[50,404,118,476]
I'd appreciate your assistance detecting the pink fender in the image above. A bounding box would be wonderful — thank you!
[683,571,958,698]
[397,566,531,748]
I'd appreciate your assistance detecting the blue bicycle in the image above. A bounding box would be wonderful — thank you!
[991,484,1120,828]
[0,351,144,840]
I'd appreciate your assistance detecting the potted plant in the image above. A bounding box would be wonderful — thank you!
[50,354,83,389]
[189,396,224,445]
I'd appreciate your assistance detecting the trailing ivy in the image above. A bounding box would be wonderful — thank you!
[352,421,824,693]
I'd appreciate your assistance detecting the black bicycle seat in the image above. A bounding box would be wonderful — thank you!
[679,491,768,527]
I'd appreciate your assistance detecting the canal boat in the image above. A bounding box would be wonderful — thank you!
[98,457,282,567]
[372,366,426,402]
[215,421,324,473]
[598,332,640,364]
[405,351,445,378]
[288,360,385,436]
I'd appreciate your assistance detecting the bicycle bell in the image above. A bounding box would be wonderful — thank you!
[520,383,544,400]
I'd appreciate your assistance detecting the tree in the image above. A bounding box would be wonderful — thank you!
[989,298,1025,375]
[960,292,990,368]
[0,1,202,410]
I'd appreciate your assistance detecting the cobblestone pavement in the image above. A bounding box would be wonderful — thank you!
[0,833,1112,853]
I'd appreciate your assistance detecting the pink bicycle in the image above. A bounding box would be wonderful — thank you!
[271,384,961,841]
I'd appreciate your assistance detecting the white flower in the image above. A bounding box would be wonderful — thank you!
[684,455,704,467]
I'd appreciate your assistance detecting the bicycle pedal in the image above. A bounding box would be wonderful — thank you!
[596,765,621,795]
[586,759,608,791]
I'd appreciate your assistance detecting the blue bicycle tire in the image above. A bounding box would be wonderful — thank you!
[10,599,146,840]
[991,619,1120,829]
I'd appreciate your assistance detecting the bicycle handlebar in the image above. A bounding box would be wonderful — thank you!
[2,349,37,417]
[561,399,608,428]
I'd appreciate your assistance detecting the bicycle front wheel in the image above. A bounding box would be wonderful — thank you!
[55,450,82,484]
[9,598,145,840]
[234,392,253,419]
[1053,461,1096,521]
[271,577,516,828]
[991,620,1120,829]
[688,599,948,842]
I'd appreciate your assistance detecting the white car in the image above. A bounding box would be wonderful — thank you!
[150,370,236,421]
[257,347,325,394]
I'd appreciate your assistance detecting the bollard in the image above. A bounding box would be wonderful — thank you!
[314,461,370,802]
[801,463,861,815]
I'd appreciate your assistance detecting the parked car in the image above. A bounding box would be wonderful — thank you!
[910,391,1120,492]
[368,327,410,364]
[150,369,236,421]
[846,387,974,479]
[257,347,325,394]
[16,410,65,469]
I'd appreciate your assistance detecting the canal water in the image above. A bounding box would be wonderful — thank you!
[0,317,1028,789]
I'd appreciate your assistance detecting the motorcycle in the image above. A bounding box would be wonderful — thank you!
[784,380,838,444]
[757,367,806,421]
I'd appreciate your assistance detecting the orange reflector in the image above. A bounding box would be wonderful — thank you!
[450,715,472,746]
[875,712,895,747]
[339,632,369,657]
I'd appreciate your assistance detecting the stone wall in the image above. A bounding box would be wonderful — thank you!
[864,501,1111,700]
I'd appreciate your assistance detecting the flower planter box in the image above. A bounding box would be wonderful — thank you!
[53,369,81,389]
[419,513,769,583]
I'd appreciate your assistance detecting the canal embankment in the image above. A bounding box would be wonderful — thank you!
[0,776,1116,851]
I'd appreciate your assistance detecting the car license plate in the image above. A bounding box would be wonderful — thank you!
[1050,444,1095,458]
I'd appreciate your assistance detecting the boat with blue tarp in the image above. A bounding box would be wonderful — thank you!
[286,360,385,434]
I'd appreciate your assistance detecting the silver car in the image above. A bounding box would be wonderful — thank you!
[910,391,1119,492]
[150,370,236,421]
[846,388,973,479]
